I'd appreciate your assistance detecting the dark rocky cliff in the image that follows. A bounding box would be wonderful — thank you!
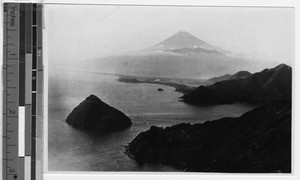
[126,100,291,173]
[66,94,132,135]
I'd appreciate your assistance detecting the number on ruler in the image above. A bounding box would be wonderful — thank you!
[7,109,15,114]
[3,4,8,12]
[37,49,42,56]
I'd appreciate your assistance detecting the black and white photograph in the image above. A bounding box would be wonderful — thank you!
[46,4,293,173]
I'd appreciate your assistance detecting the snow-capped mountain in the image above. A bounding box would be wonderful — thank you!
[86,31,271,79]
[142,31,227,55]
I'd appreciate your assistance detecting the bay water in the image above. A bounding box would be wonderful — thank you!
[48,70,255,172]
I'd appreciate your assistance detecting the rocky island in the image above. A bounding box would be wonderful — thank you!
[126,100,291,173]
[66,94,132,135]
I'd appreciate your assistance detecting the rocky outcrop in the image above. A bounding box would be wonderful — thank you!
[66,94,132,135]
[229,71,252,80]
[205,70,252,85]
[126,100,291,173]
[182,64,292,105]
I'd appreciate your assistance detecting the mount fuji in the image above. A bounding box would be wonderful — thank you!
[142,31,228,55]
[87,31,267,79]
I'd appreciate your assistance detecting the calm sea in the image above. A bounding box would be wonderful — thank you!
[48,70,255,172]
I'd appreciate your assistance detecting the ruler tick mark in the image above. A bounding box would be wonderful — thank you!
[3,158,14,161]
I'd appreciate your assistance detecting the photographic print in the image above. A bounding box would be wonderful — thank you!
[46,4,293,172]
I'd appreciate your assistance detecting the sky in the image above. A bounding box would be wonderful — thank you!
[45,4,294,65]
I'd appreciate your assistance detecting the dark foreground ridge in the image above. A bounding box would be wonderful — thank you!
[126,100,291,173]
[66,94,132,135]
[182,64,292,105]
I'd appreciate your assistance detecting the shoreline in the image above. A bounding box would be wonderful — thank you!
[117,76,197,94]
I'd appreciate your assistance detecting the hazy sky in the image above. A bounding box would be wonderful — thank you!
[45,4,294,65]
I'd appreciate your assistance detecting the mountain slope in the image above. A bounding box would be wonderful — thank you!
[126,100,291,172]
[206,71,252,85]
[182,64,292,105]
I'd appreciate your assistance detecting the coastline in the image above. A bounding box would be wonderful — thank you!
[117,76,198,94]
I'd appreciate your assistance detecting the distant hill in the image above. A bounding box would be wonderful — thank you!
[88,31,263,79]
[182,64,292,105]
[206,71,252,85]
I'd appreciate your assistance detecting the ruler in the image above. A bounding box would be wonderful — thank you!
[2,3,43,180]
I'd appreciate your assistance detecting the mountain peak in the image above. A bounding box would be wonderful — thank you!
[230,71,252,80]
[87,94,98,99]
[140,31,228,55]
[161,31,207,47]
[86,94,102,102]
[173,31,196,37]
[176,30,190,34]
[274,63,291,71]
[147,31,214,52]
